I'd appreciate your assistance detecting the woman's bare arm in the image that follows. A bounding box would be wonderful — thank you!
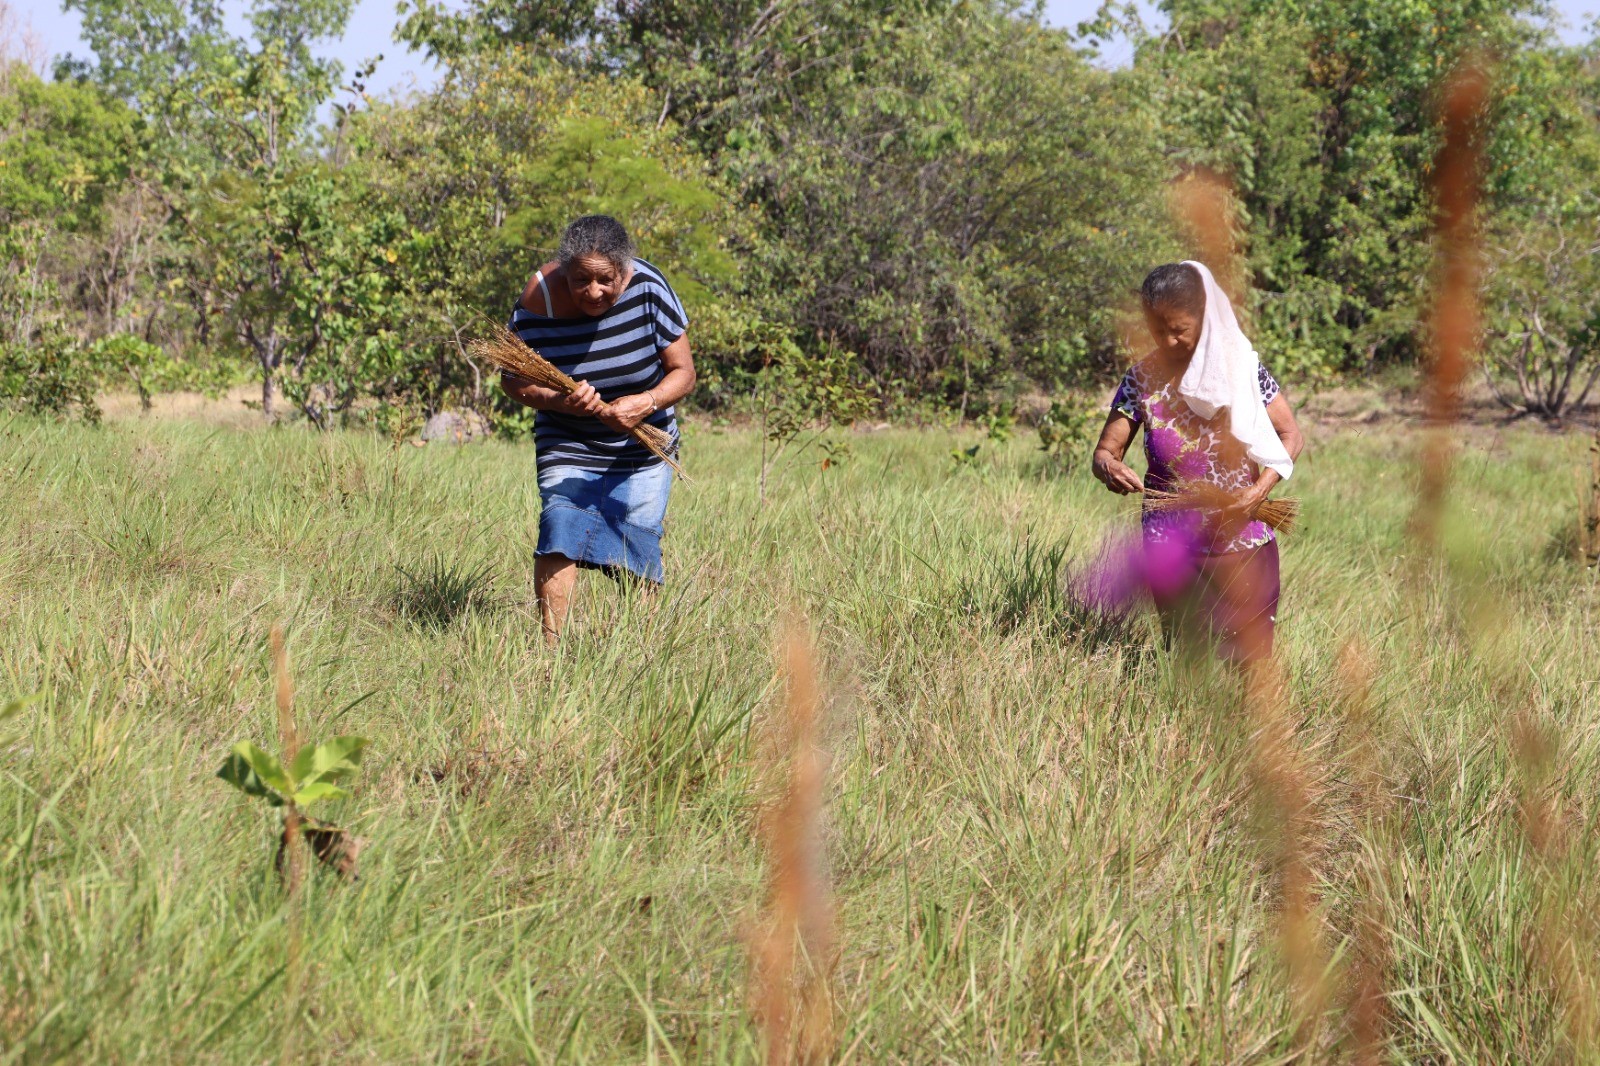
[499,374,608,417]
[1092,412,1144,495]
[1236,393,1305,510]
[599,332,696,433]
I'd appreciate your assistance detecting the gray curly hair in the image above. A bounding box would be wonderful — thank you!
[558,215,636,274]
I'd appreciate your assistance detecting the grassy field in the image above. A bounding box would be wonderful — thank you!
[2,410,1599,1063]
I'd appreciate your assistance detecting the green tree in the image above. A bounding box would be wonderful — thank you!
[396,2,1173,400]
[0,63,139,419]
[737,4,1172,399]
[65,0,375,417]
[62,0,351,151]
[1144,0,1570,375]
[1480,39,1600,421]
[194,156,414,423]
[0,64,137,232]
[352,53,770,414]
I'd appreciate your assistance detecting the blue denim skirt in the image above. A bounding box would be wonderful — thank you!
[536,462,674,583]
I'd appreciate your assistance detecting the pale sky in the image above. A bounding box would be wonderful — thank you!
[12,0,1598,105]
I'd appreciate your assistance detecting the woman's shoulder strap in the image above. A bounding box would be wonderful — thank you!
[531,267,554,317]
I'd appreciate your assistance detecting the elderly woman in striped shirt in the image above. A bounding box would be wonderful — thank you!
[501,215,696,643]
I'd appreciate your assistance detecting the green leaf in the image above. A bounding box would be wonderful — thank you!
[294,736,368,789]
[287,744,316,785]
[290,781,349,807]
[216,751,286,806]
[230,741,294,795]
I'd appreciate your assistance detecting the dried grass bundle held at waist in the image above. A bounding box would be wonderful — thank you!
[1142,482,1300,534]
[470,326,688,479]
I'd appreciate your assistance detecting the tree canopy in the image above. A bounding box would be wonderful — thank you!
[4,0,1597,424]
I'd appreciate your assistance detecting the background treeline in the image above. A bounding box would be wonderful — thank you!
[2,0,1597,428]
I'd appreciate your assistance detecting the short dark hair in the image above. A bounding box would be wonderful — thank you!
[558,215,636,273]
[1140,263,1206,317]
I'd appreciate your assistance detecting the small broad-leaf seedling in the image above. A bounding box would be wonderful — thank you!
[218,736,368,879]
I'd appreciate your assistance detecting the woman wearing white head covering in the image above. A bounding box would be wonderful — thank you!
[1089,262,1305,661]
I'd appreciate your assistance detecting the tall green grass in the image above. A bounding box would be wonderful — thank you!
[1,413,1596,1061]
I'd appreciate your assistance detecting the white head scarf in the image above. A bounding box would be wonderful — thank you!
[1175,260,1294,480]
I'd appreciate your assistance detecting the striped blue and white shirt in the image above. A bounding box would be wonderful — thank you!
[509,258,687,473]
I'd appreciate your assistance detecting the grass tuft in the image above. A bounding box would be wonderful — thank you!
[959,537,1149,653]
[392,554,500,628]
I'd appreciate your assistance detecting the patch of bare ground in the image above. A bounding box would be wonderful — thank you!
[98,386,266,429]
[95,379,1600,445]
[1297,377,1600,436]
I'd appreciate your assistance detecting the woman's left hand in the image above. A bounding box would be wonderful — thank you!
[1216,485,1266,537]
[599,393,654,433]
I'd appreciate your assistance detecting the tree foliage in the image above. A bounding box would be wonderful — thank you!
[1,0,1597,424]
[740,6,1172,400]
[1481,40,1600,421]
[1144,0,1583,379]
[351,52,771,415]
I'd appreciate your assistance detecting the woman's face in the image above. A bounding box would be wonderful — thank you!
[1145,303,1202,363]
[565,254,630,317]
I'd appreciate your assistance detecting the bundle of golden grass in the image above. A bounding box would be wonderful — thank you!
[1143,482,1301,534]
[469,326,687,478]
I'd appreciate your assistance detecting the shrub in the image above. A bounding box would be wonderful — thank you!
[0,337,100,423]
[87,334,237,408]
[1036,400,1100,471]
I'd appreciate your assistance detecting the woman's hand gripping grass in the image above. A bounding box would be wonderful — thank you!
[1091,407,1145,494]
[600,392,655,433]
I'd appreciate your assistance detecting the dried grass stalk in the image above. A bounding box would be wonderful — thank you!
[271,624,306,1066]
[1335,638,1393,1064]
[1168,168,1247,313]
[469,326,688,479]
[1169,170,1330,1046]
[1142,483,1300,535]
[1241,660,1330,1051]
[1410,62,1488,552]
[750,618,836,1066]
[1514,705,1600,1054]
[1580,428,1600,564]
[272,625,305,897]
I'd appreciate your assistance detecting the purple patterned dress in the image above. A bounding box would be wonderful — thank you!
[1111,357,1282,556]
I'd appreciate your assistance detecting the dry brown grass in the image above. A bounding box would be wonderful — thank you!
[97,385,263,428]
[469,326,687,478]
[1334,638,1394,1064]
[1240,660,1330,1051]
[750,619,836,1066]
[1142,484,1300,534]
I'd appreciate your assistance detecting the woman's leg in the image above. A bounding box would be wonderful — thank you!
[534,553,579,645]
[1202,541,1281,663]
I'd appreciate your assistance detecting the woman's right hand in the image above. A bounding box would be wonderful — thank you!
[558,380,608,418]
[1093,453,1145,495]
